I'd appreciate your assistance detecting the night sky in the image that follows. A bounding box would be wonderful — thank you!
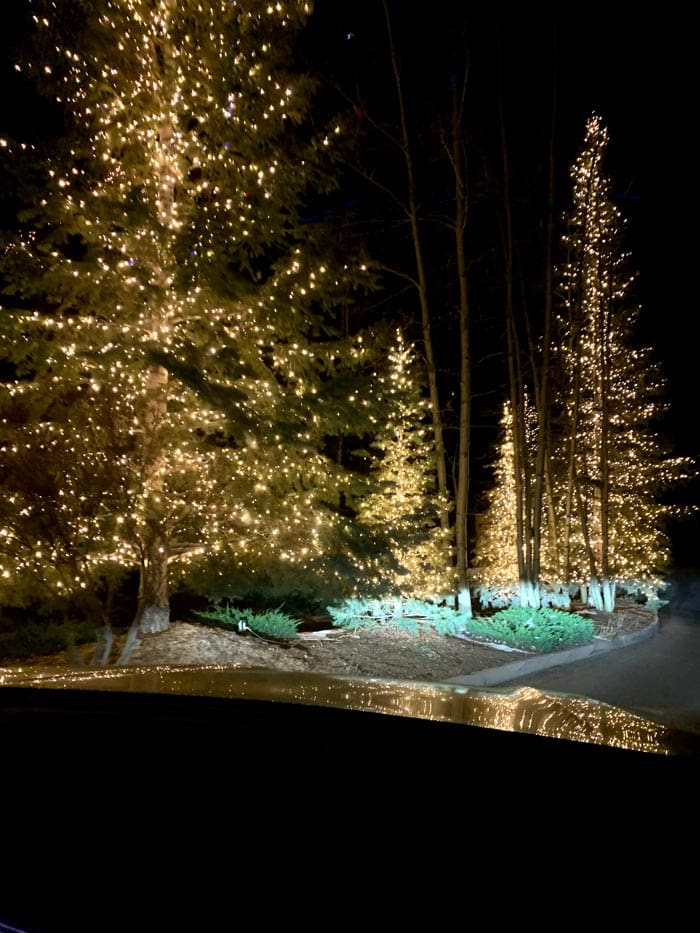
[306,4,693,456]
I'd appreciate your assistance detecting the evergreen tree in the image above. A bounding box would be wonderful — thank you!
[555,114,678,610]
[357,329,453,599]
[474,395,560,605]
[473,402,519,596]
[0,0,376,635]
[0,390,130,614]
[476,116,683,613]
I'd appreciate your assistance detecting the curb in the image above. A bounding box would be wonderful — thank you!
[447,618,660,687]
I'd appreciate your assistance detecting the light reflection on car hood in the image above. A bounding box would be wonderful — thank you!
[1,663,696,756]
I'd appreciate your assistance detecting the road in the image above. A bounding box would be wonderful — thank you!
[503,568,700,732]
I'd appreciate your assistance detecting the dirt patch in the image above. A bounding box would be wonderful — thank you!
[1,605,656,682]
[128,622,515,681]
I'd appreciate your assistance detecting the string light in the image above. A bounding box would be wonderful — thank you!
[474,115,685,610]
[555,114,682,606]
[357,330,454,599]
[0,0,378,622]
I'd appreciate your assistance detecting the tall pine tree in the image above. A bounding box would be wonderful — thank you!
[475,115,683,612]
[556,114,678,610]
[0,0,377,634]
[357,329,453,599]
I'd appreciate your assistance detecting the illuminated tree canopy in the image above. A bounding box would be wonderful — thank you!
[0,0,382,633]
[474,115,685,610]
[0,7,686,642]
[357,329,453,599]
[554,114,682,609]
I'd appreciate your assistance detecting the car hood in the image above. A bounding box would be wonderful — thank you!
[2,662,698,757]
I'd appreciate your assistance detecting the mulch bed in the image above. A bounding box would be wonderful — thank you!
[1,604,657,682]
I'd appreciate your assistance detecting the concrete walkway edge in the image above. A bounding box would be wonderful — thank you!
[448,618,660,687]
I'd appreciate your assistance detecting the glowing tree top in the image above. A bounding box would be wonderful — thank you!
[556,113,677,606]
[473,115,683,612]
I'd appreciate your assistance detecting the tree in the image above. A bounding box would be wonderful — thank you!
[473,401,520,596]
[473,394,559,605]
[555,114,678,610]
[357,329,453,598]
[444,68,473,616]
[380,1,453,556]
[476,115,681,613]
[0,0,377,639]
[323,3,478,611]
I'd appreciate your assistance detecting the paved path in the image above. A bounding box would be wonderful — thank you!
[497,568,700,732]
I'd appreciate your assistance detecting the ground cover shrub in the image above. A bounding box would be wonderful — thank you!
[326,598,466,636]
[465,606,594,653]
[195,604,300,640]
[0,618,96,660]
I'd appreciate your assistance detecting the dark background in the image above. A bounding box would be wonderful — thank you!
[305,3,693,448]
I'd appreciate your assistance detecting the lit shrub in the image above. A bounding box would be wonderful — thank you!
[615,577,669,610]
[465,607,594,653]
[473,582,574,610]
[195,604,300,640]
[326,598,466,636]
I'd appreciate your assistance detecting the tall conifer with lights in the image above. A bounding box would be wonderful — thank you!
[357,329,453,599]
[473,402,519,595]
[0,0,376,633]
[475,116,682,611]
[556,114,677,610]
[474,395,560,603]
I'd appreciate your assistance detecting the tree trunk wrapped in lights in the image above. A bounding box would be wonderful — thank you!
[555,114,680,610]
[474,397,560,608]
[475,115,685,612]
[0,0,379,637]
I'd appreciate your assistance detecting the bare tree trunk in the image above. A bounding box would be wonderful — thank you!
[497,37,536,608]
[117,623,141,665]
[63,612,86,668]
[91,579,115,666]
[384,2,452,580]
[599,292,614,610]
[139,535,171,633]
[118,536,170,662]
[91,623,114,667]
[531,41,557,591]
[450,75,472,616]
[500,31,558,608]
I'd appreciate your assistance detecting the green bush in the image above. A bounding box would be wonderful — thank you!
[0,618,97,661]
[326,598,466,636]
[465,606,594,653]
[195,604,300,640]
